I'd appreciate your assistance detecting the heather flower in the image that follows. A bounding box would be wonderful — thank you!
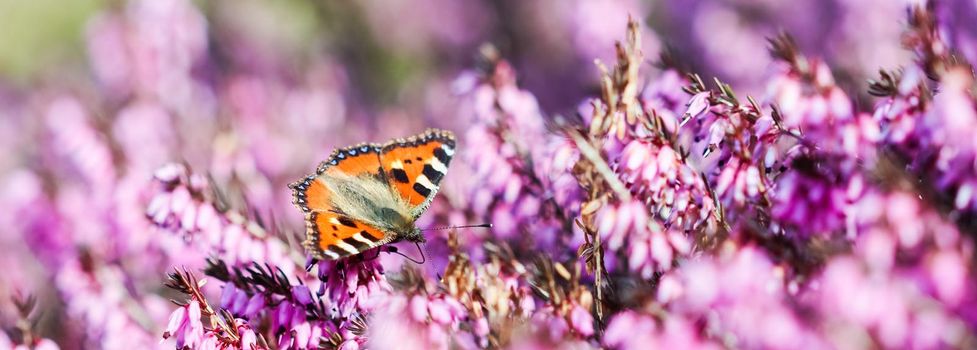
[674,78,785,230]
[457,54,580,255]
[179,313,267,350]
[163,300,206,349]
[712,156,766,206]
[533,129,584,214]
[146,163,298,273]
[162,269,277,349]
[316,259,391,320]
[86,0,208,104]
[814,256,973,348]
[0,296,62,350]
[759,36,879,237]
[655,245,828,349]
[614,140,713,230]
[770,166,852,237]
[594,200,692,277]
[367,293,468,350]
[54,261,162,348]
[43,96,117,206]
[766,36,881,164]
[925,69,977,209]
[570,22,716,292]
[604,312,719,350]
[870,5,977,215]
[22,94,177,349]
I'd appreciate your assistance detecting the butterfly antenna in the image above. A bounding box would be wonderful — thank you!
[422,223,493,231]
[386,245,426,264]
[415,242,426,264]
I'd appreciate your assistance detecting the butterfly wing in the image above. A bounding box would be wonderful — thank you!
[304,211,391,260]
[380,129,456,219]
[289,143,396,260]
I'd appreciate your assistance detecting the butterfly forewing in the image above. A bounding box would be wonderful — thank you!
[289,143,394,260]
[315,143,385,177]
[380,129,456,219]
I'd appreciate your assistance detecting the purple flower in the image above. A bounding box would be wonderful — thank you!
[653,246,831,349]
[163,300,205,349]
[770,167,853,237]
[595,200,692,276]
[147,163,298,274]
[456,58,582,255]
[368,293,467,350]
[86,0,208,102]
[317,259,391,320]
[604,312,720,350]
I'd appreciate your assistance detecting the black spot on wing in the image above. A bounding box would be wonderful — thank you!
[337,216,358,228]
[422,164,443,185]
[413,182,432,197]
[391,168,410,183]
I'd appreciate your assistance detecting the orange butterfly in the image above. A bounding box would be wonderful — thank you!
[289,129,455,260]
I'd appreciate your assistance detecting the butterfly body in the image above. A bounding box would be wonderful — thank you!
[289,129,454,260]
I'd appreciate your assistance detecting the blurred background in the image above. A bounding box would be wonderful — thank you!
[1,0,974,348]
[0,0,922,115]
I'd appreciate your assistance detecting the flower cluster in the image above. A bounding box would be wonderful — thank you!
[455,51,580,256]
[870,6,977,217]
[0,296,61,350]
[146,163,297,272]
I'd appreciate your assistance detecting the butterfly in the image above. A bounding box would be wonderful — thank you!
[289,129,455,260]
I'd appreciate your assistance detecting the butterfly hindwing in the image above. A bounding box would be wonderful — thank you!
[289,143,394,260]
[307,211,391,259]
[380,129,456,218]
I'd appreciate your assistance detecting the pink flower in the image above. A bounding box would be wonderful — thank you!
[163,300,205,349]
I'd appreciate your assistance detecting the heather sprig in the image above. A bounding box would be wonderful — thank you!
[147,163,301,274]
[457,45,579,256]
[871,3,977,226]
[163,268,270,349]
[0,295,60,350]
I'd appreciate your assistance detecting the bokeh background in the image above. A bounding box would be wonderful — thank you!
[1,0,976,349]
[0,0,925,115]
